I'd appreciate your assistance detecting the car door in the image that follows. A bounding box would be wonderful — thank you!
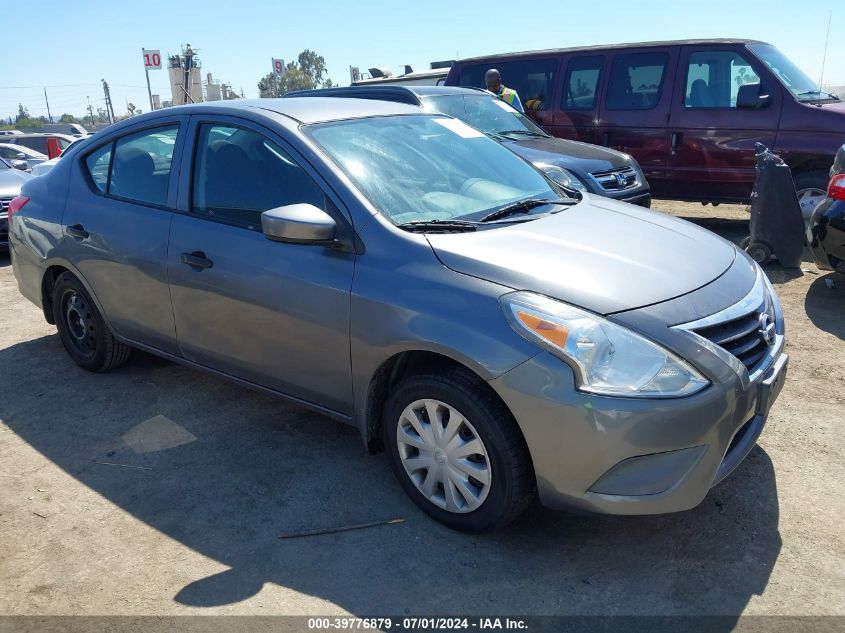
[167,116,355,415]
[62,117,187,354]
[550,53,606,144]
[597,48,678,196]
[665,45,783,202]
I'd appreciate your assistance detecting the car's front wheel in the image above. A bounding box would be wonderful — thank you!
[52,272,131,372]
[384,367,535,532]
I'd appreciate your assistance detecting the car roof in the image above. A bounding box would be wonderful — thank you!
[456,39,771,63]
[6,132,76,140]
[151,97,424,125]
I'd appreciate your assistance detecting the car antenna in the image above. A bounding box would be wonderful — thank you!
[816,10,833,106]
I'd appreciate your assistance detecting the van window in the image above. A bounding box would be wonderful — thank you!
[457,58,558,111]
[685,51,761,108]
[561,56,603,110]
[606,52,669,110]
[109,126,178,206]
[191,124,325,230]
[15,137,48,154]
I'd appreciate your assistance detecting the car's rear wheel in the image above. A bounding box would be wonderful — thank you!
[793,170,829,223]
[383,367,535,532]
[52,272,131,372]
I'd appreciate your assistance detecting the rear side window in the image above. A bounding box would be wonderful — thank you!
[606,52,669,110]
[191,124,325,230]
[109,126,178,206]
[85,144,112,192]
[457,57,558,111]
[561,56,604,110]
[16,138,48,154]
[685,50,761,108]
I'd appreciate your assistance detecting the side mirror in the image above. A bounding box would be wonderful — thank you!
[736,83,771,109]
[10,159,28,171]
[261,203,337,244]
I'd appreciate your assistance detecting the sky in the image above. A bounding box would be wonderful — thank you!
[1,0,842,121]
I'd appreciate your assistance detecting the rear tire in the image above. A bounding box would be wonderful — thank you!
[383,366,535,533]
[51,272,131,372]
[793,170,829,222]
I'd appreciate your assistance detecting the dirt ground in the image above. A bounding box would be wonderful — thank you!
[0,201,843,618]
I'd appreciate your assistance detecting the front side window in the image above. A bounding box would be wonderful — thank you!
[457,58,558,111]
[109,126,178,206]
[606,52,669,110]
[561,56,604,110]
[308,115,559,225]
[191,124,325,229]
[685,51,761,108]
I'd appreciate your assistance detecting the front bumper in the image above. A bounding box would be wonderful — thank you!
[489,346,787,516]
[0,214,8,249]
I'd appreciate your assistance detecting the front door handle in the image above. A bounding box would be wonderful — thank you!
[180,251,213,270]
[67,224,89,239]
[671,131,683,150]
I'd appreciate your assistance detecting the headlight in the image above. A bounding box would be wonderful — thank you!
[535,163,587,191]
[500,292,709,398]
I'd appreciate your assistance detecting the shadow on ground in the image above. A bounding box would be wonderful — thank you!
[0,334,781,619]
[805,273,845,340]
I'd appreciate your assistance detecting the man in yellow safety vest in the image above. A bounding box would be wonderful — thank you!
[485,69,524,113]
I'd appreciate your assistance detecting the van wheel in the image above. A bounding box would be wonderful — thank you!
[52,272,131,372]
[793,170,829,222]
[383,367,535,532]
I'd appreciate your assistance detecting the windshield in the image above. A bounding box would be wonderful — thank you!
[308,115,559,225]
[748,44,836,102]
[420,94,548,138]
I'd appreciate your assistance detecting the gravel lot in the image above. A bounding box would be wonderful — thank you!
[0,202,843,618]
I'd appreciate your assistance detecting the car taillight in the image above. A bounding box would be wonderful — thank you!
[829,174,845,201]
[7,195,30,220]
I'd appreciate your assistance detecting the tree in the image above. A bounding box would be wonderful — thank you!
[59,113,78,123]
[15,103,43,128]
[258,49,334,97]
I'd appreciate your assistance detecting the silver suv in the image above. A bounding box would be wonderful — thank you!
[7,98,787,532]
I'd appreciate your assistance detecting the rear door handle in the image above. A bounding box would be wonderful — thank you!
[180,251,213,270]
[67,224,89,239]
[671,131,683,150]
[602,132,610,146]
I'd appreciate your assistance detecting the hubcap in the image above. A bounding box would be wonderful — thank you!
[64,291,96,356]
[797,187,826,220]
[396,398,491,513]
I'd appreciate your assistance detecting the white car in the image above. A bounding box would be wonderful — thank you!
[0,143,47,171]
[31,137,85,177]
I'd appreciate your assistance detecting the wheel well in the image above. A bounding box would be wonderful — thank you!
[41,265,69,325]
[364,350,495,453]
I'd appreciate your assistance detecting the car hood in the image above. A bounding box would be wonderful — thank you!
[501,136,632,174]
[426,195,736,315]
[0,168,32,198]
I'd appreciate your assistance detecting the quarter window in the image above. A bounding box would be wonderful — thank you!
[85,143,112,193]
[457,57,558,111]
[109,126,178,206]
[561,56,603,110]
[685,50,761,108]
[605,52,669,110]
[191,124,325,229]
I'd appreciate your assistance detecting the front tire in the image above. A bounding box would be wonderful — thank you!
[383,367,535,532]
[52,272,131,372]
[793,170,829,223]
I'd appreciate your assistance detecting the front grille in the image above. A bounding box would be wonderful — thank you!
[691,306,771,372]
[589,167,639,192]
[0,197,11,211]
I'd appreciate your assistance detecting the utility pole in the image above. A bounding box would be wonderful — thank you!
[86,96,94,125]
[43,87,53,123]
[101,79,115,124]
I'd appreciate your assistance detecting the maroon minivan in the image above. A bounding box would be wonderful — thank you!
[446,39,845,218]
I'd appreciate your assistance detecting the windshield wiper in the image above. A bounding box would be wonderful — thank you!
[479,198,575,223]
[397,219,478,233]
[496,129,549,138]
[798,89,840,101]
